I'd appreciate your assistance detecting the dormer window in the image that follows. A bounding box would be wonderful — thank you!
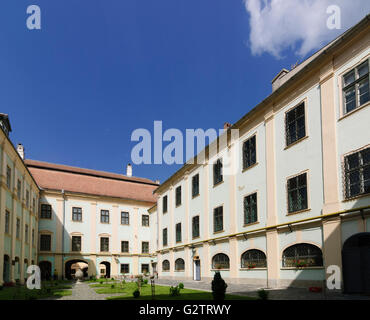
[0,114,12,137]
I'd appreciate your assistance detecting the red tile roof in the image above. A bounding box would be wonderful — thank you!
[25,159,158,204]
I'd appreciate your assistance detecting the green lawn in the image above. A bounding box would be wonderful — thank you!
[99,282,255,300]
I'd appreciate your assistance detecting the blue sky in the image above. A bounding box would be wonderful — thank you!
[1,1,368,183]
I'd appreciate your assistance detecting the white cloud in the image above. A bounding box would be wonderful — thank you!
[245,0,370,58]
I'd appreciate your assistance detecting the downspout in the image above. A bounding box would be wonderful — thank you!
[61,189,65,279]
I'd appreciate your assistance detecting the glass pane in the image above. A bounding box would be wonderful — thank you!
[344,70,355,86]
[358,79,369,106]
[358,62,369,78]
[362,148,370,165]
[344,87,356,113]
[347,153,359,170]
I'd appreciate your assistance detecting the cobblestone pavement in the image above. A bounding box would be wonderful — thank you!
[42,281,126,300]
[154,278,370,300]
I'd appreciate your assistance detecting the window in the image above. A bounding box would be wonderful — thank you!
[192,174,199,197]
[142,215,149,227]
[343,60,369,114]
[163,195,168,214]
[344,147,370,198]
[40,204,52,219]
[213,159,223,185]
[162,260,170,271]
[32,229,35,245]
[163,228,168,246]
[142,241,149,253]
[100,210,109,223]
[282,243,323,268]
[175,223,181,243]
[175,258,185,271]
[25,225,29,243]
[175,186,182,206]
[244,193,257,225]
[141,264,149,274]
[6,166,11,189]
[212,253,230,269]
[121,211,129,225]
[5,210,10,234]
[26,190,29,207]
[121,241,129,253]
[213,206,223,232]
[241,249,266,268]
[72,207,82,221]
[287,173,308,213]
[16,218,20,238]
[192,216,200,238]
[121,264,129,274]
[32,198,35,212]
[285,102,306,146]
[243,135,256,170]
[100,237,109,252]
[40,234,51,251]
[72,236,81,251]
[17,179,21,199]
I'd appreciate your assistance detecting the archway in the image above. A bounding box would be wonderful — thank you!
[99,261,111,278]
[65,259,89,280]
[342,232,370,293]
[3,255,10,283]
[39,261,52,280]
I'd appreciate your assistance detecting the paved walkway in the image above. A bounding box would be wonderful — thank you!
[154,279,370,300]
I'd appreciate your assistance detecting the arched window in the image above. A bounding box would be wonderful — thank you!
[282,243,323,268]
[175,258,185,271]
[212,253,230,270]
[162,260,170,271]
[241,249,266,268]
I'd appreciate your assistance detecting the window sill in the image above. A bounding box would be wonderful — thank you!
[342,192,370,202]
[286,208,311,216]
[192,193,200,200]
[281,266,324,270]
[71,220,83,223]
[242,162,258,173]
[192,236,200,240]
[213,230,225,235]
[240,268,267,271]
[213,180,224,188]
[175,204,182,208]
[339,100,370,121]
[174,270,185,272]
[243,221,259,228]
[121,224,130,226]
[284,135,308,150]
[211,269,230,271]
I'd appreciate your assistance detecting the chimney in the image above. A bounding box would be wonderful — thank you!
[271,68,289,92]
[223,122,232,130]
[155,180,160,185]
[126,163,132,177]
[17,144,25,160]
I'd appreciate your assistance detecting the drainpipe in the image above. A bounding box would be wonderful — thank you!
[61,189,65,279]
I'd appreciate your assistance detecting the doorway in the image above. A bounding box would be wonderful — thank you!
[193,260,201,281]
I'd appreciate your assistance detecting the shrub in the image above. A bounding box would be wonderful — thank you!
[0,286,3,291]
[133,289,140,298]
[143,279,148,285]
[178,283,184,289]
[111,284,115,289]
[257,289,269,300]
[169,286,181,296]
[211,272,227,300]
[4,282,15,287]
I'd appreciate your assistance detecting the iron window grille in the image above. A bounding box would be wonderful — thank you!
[213,206,223,232]
[40,234,51,251]
[121,211,129,225]
[162,260,170,271]
[244,193,257,224]
[26,190,30,207]
[344,146,370,199]
[32,229,34,245]
[142,241,149,253]
[163,228,168,246]
[121,241,129,253]
[282,243,323,267]
[100,237,109,252]
[343,60,369,114]
[40,204,52,219]
[285,102,306,146]
[72,236,81,251]
[192,174,200,197]
[175,186,182,206]
[141,264,149,274]
[175,258,185,271]
[16,218,20,238]
[72,207,82,221]
[213,159,223,185]
[163,195,168,213]
[243,135,256,170]
[241,249,266,268]
[6,166,11,189]
[25,225,29,242]
[212,253,230,269]
[17,179,21,199]
[32,198,35,212]
[176,223,182,242]
[100,210,109,223]
[121,264,129,274]
[192,216,200,238]
[5,210,10,234]
[142,214,150,226]
[287,173,308,213]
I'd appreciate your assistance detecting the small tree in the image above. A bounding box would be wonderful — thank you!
[211,272,227,300]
